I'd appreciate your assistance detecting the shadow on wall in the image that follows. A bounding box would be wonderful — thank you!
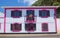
[57,18,60,34]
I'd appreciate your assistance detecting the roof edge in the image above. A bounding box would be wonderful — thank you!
[0,6,59,8]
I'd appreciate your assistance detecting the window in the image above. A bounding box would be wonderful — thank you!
[39,10,50,17]
[11,10,22,18]
[42,23,48,31]
[26,10,34,21]
[11,23,21,32]
[26,10,34,16]
[25,23,36,31]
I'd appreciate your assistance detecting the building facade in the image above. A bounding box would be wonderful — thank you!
[0,6,57,34]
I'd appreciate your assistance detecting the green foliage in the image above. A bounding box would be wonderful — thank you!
[53,2,60,6]
[32,0,42,6]
[40,0,53,6]
[32,0,52,6]
[32,0,60,6]
[56,7,60,18]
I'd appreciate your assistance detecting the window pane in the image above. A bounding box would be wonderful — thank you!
[26,10,34,21]
[27,10,34,16]
[42,23,48,31]
[11,10,22,18]
[25,23,36,31]
[39,10,50,17]
[11,23,21,31]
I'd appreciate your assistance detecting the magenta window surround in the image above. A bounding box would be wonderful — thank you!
[42,23,48,31]
[39,10,50,18]
[25,23,36,31]
[11,23,21,32]
[11,10,22,18]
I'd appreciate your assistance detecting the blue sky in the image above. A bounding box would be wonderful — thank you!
[0,0,28,6]
[0,0,37,13]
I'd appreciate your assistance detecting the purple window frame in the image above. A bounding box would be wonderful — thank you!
[25,23,36,32]
[11,23,21,32]
[25,10,36,22]
[11,10,22,18]
[39,10,50,18]
[42,23,48,31]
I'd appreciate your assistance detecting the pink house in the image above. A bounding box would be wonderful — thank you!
[0,6,58,34]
